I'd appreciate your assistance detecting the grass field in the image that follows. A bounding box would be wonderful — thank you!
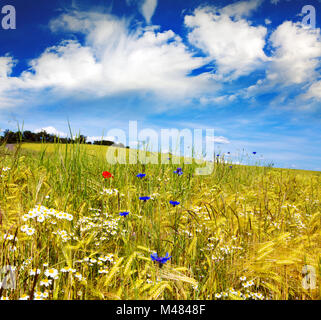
[0,142,321,300]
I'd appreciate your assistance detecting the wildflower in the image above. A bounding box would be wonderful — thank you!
[32,291,43,300]
[3,234,15,241]
[66,213,73,221]
[44,268,59,279]
[101,188,118,196]
[19,294,30,300]
[29,269,41,276]
[61,267,76,273]
[74,272,84,281]
[252,152,257,155]
[22,214,30,221]
[102,171,114,179]
[169,201,180,207]
[136,173,146,178]
[37,215,45,223]
[20,225,29,233]
[21,225,35,236]
[247,280,254,287]
[229,166,233,169]
[215,293,222,299]
[56,212,64,219]
[139,196,150,202]
[0,296,9,300]
[150,252,172,266]
[25,227,35,236]
[40,279,52,287]
[240,276,246,281]
[174,168,183,175]
[119,212,129,217]
[98,268,109,274]
[150,193,160,200]
[45,195,50,199]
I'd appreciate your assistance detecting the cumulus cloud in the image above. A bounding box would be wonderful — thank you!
[21,40,101,92]
[206,136,230,144]
[244,21,321,102]
[185,2,267,80]
[268,21,321,85]
[0,10,213,109]
[35,126,67,137]
[1,0,320,112]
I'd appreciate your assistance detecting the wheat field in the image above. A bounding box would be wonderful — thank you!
[0,142,320,300]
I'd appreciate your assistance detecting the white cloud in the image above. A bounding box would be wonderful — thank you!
[86,135,115,143]
[268,21,321,85]
[21,40,101,92]
[200,94,237,105]
[214,136,230,144]
[35,126,67,137]
[0,55,15,78]
[140,0,158,24]
[0,10,212,109]
[125,0,158,23]
[302,80,321,101]
[1,1,319,112]
[185,3,267,80]
[207,135,230,144]
[244,21,321,101]
[220,0,263,19]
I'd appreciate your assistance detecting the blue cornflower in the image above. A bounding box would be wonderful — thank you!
[216,154,220,157]
[169,201,180,207]
[136,173,146,178]
[229,166,233,169]
[253,152,257,155]
[150,252,172,266]
[119,212,129,217]
[139,196,150,202]
[174,168,183,175]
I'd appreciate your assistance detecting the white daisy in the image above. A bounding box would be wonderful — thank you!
[44,268,59,279]
[40,279,52,287]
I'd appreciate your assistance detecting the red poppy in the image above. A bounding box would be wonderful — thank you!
[102,171,114,179]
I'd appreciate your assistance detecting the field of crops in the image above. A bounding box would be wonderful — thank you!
[0,142,321,300]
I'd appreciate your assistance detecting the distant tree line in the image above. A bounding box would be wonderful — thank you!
[0,129,117,146]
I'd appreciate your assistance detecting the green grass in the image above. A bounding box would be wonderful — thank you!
[0,141,321,300]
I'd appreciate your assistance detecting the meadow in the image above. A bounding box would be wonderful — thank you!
[0,141,321,300]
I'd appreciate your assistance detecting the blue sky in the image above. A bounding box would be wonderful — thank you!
[0,0,321,170]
